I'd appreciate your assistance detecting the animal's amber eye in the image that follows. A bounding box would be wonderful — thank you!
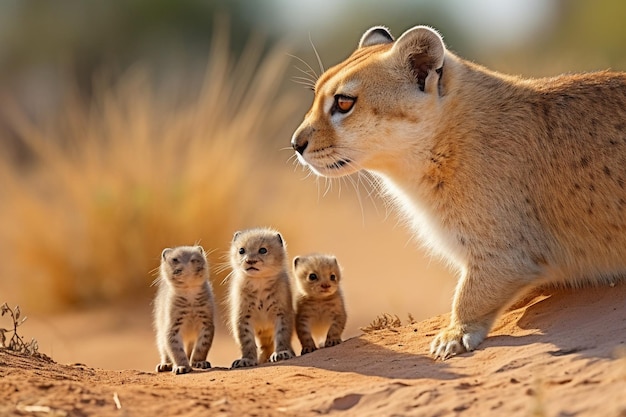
[333,95,356,114]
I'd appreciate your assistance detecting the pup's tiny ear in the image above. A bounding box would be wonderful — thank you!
[161,248,173,260]
[196,245,205,255]
[293,256,300,268]
[232,231,241,242]
[392,26,445,93]
[276,233,284,247]
[359,26,394,48]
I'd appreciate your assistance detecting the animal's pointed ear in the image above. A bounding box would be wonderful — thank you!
[359,26,394,48]
[161,248,173,260]
[293,256,300,268]
[232,231,241,242]
[392,26,445,92]
[276,233,284,247]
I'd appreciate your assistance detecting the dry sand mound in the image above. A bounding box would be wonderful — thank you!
[1,284,624,417]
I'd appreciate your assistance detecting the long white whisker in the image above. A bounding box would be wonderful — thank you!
[287,53,319,81]
[345,173,367,226]
[291,78,317,90]
[291,76,316,86]
[309,33,325,74]
[322,176,333,198]
[292,65,318,83]
[220,270,235,286]
[291,75,316,84]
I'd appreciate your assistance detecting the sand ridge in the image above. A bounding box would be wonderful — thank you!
[1,284,625,417]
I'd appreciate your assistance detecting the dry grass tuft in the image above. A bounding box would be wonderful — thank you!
[360,313,403,333]
[0,31,300,311]
[0,303,49,360]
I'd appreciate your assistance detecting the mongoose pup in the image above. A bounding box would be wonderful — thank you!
[291,25,626,360]
[227,227,295,368]
[153,245,215,374]
[293,254,347,354]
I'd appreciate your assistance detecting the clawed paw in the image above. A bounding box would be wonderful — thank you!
[430,324,487,360]
[270,350,295,363]
[300,346,317,355]
[156,363,173,373]
[192,360,211,369]
[231,358,257,369]
[173,365,192,375]
[324,338,342,348]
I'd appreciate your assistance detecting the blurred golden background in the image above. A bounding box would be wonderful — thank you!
[1,0,625,370]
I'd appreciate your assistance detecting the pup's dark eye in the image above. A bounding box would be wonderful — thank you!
[330,274,336,281]
[308,273,318,281]
[332,94,356,114]
[238,248,245,255]
[172,258,179,264]
[259,247,268,254]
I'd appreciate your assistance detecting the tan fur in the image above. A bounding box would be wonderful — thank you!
[291,25,626,360]
[153,245,215,374]
[227,227,295,368]
[293,254,347,354]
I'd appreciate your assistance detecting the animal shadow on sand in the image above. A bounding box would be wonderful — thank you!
[482,282,626,360]
[270,333,463,381]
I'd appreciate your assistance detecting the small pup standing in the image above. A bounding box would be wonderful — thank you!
[153,245,215,374]
[293,254,347,354]
[227,227,295,368]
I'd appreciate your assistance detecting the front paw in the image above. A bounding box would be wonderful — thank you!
[156,363,173,373]
[300,345,317,355]
[324,338,342,348]
[173,365,192,375]
[270,349,295,363]
[231,358,257,369]
[192,360,211,369]
[430,324,487,360]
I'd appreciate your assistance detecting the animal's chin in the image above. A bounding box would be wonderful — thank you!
[298,154,357,178]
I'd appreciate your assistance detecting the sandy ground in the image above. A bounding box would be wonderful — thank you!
[1,284,625,417]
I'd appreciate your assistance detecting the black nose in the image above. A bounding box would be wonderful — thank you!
[292,137,308,155]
